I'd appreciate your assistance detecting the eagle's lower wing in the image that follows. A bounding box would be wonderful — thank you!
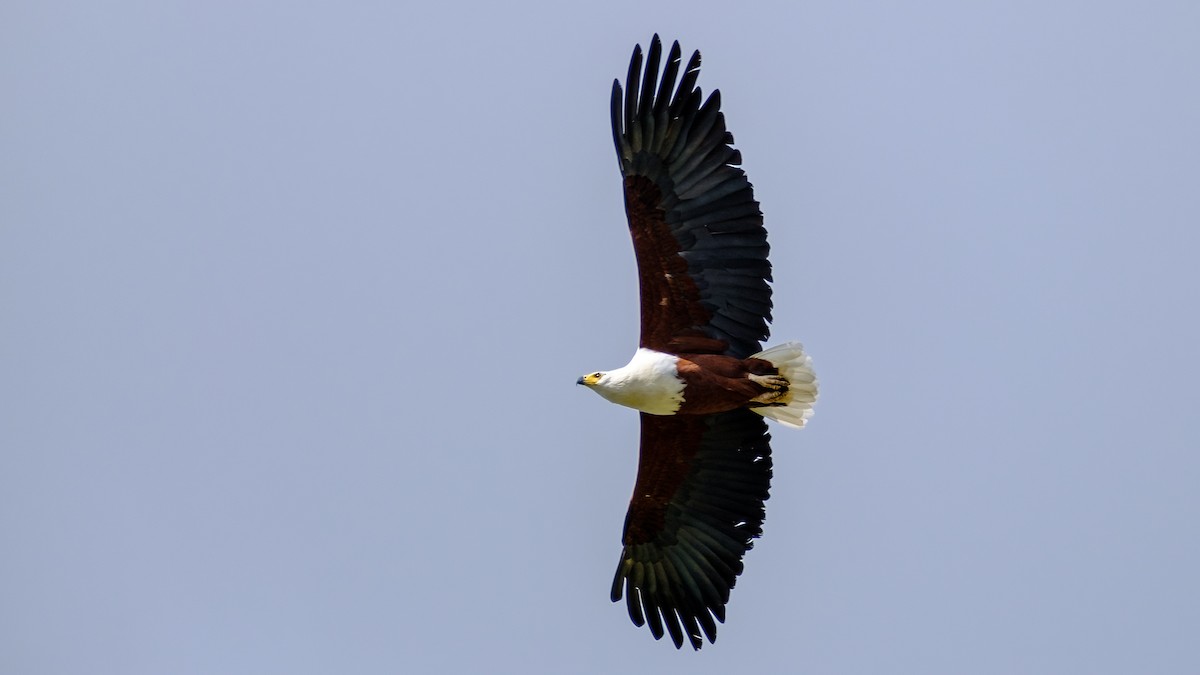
[613,35,772,359]
[611,410,773,650]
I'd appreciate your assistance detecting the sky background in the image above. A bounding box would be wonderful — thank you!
[3,1,1199,673]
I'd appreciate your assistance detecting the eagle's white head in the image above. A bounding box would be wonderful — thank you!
[576,349,684,415]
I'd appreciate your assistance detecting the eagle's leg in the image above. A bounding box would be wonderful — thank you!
[747,373,791,406]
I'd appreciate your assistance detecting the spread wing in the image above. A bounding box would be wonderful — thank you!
[611,410,773,650]
[612,35,772,359]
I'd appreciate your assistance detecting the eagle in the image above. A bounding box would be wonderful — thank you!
[577,36,818,650]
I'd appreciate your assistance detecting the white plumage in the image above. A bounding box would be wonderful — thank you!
[588,348,685,415]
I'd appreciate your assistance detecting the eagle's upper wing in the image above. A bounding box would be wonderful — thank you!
[612,35,772,359]
[611,410,773,650]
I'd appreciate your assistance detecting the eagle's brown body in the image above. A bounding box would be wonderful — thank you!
[674,354,783,415]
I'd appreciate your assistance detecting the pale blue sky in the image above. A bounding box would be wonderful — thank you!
[3,1,1199,673]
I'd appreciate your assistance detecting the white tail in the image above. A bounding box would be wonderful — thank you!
[750,342,818,429]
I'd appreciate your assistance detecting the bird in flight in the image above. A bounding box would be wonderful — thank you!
[577,35,818,650]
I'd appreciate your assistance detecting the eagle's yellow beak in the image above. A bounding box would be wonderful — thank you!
[578,373,602,386]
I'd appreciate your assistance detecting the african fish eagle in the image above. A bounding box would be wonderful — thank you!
[577,36,818,650]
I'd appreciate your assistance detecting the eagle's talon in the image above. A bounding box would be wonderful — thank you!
[749,374,790,391]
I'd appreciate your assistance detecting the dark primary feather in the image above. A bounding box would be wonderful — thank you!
[611,410,773,650]
[612,35,772,359]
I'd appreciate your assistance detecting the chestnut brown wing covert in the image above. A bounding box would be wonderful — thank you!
[612,35,772,359]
